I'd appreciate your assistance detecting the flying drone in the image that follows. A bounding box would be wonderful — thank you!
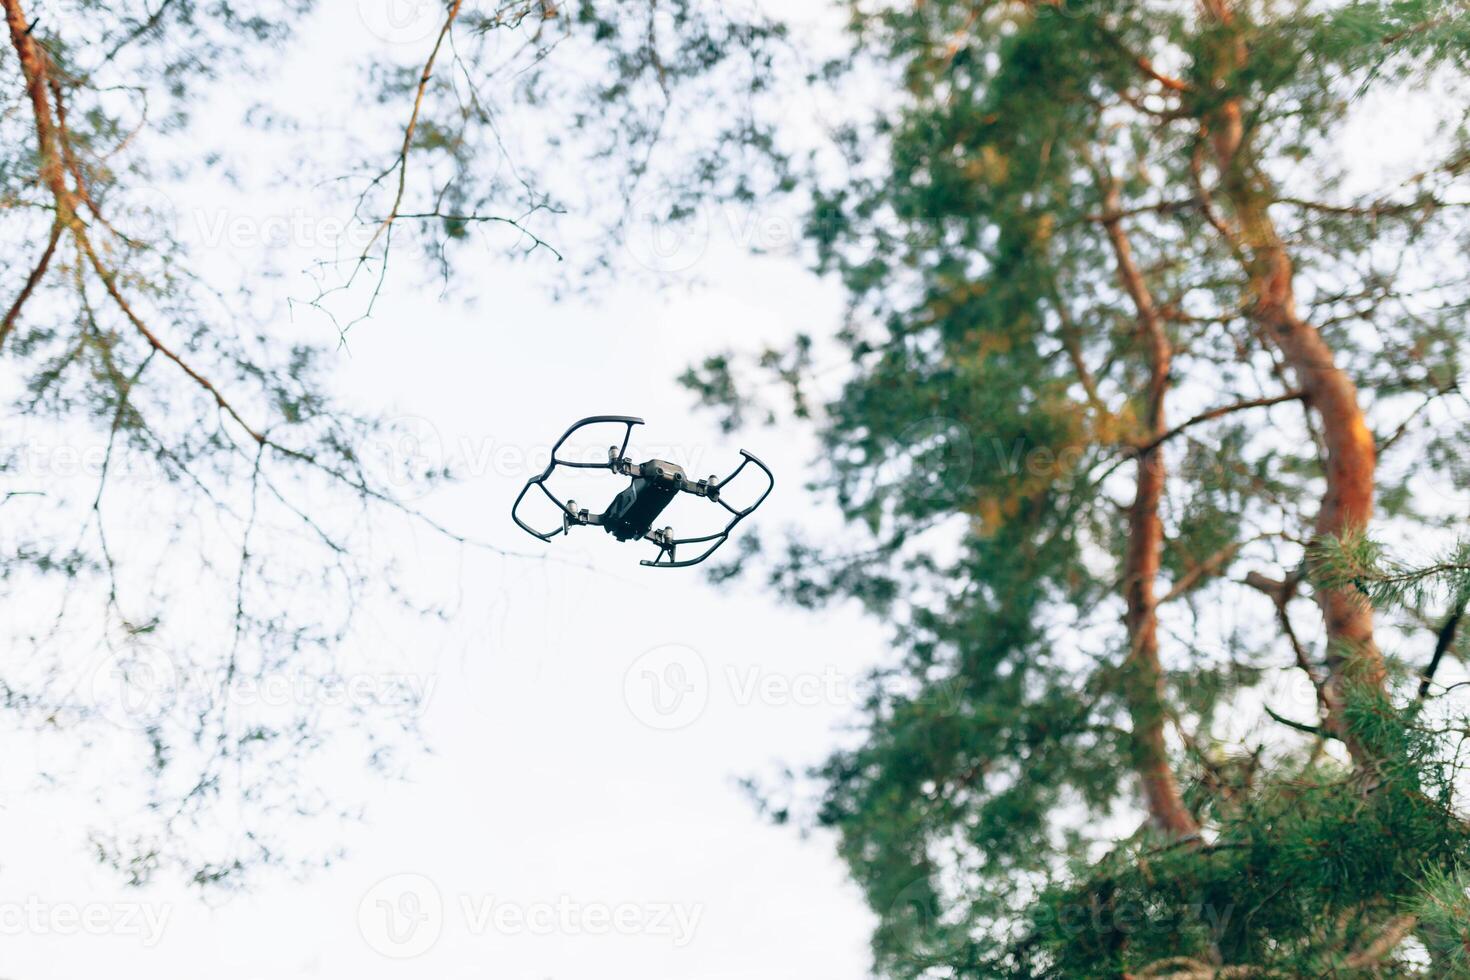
[511,416,774,568]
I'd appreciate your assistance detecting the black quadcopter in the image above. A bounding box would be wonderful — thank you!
[511,416,774,568]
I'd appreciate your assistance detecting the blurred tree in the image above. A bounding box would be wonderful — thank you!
[685,0,1470,974]
[0,0,781,887]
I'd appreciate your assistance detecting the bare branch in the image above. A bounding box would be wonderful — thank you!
[74,229,268,444]
[1263,704,1324,737]
[0,214,61,349]
[363,0,467,258]
[397,209,564,260]
[1342,914,1419,970]
[1245,570,1334,721]
[1160,541,1243,604]
[99,0,180,64]
[1133,390,1305,456]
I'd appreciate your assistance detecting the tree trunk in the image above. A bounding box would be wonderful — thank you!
[1229,182,1385,759]
[1124,446,1201,837]
[1103,182,1201,838]
[1200,0,1386,765]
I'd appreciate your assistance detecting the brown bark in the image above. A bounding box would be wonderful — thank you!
[5,0,270,442]
[0,217,60,349]
[1123,442,1199,837]
[1198,0,1386,765]
[1233,191,1385,759]
[3,0,71,210]
[1101,180,1200,839]
[2,0,75,350]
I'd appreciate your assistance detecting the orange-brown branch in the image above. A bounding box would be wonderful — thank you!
[1100,178,1200,839]
[0,217,61,349]
[1199,0,1386,765]
[2,0,77,345]
[3,0,70,211]
[1232,189,1384,756]
[4,0,269,444]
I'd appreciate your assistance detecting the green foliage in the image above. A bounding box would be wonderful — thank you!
[1316,534,1470,615]
[681,0,1470,974]
[1412,862,1470,974]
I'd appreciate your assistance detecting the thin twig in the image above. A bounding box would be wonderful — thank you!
[363,0,467,258]
[1133,390,1305,456]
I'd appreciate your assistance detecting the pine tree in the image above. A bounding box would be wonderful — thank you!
[686,0,1470,974]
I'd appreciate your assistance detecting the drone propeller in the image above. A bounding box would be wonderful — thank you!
[636,449,773,568]
[510,415,773,568]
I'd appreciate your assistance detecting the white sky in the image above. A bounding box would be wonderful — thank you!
[0,1,883,977]
[0,2,1462,978]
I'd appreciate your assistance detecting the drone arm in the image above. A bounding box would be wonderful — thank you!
[642,450,774,568]
[511,416,644,540]
[671,449,776,505]
[510,466,615,541]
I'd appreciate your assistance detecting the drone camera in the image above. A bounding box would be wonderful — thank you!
[641,459,686,483]
[602,459,684,541]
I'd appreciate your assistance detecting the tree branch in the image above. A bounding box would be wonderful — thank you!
[99,0,180,64]
[1263,703,1324,737]
[1160,541,1243,604]
[3,0,74,214]
[1415,599,1466,705]
[1274,195,1460,219]
[1132,390,1305,455]
[1095,158,1199,839]
[363,0,466,258]
[1095,23,1192,93]
[0,214,61,349]
[1245,570,1333,720]
[1342,914,1418,969]
[73,229,268,444]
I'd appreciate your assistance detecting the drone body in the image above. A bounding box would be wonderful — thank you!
[511,416,773,568]
[602,459,688,541]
